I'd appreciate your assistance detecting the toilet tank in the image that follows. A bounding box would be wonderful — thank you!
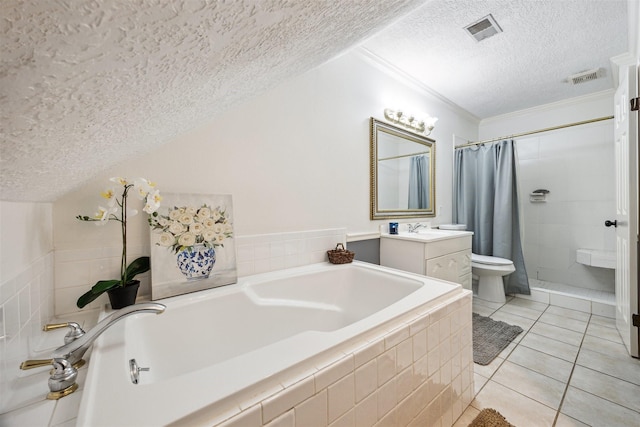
[438,224,467,231]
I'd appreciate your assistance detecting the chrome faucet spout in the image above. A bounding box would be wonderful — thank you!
[21,302,165,400]
[52,302,165,365]
[407,223,426,233]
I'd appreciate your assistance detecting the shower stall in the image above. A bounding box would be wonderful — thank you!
[514,119,616,305]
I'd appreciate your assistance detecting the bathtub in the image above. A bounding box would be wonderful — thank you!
[77,261,473,426]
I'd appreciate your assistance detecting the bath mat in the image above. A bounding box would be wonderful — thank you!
[472,313,523,365]
[468,408,515,427]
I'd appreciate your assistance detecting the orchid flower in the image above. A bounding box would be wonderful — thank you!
[143,189,162,214]
[76,176,161,309]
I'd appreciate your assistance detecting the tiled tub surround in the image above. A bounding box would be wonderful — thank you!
[77,261,473,426]
[0,252,55,414]
[213,291,474,427]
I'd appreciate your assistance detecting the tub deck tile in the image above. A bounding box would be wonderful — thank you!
[384,325,410,349]
[353,338,385,368]
[262,376,315,424]
[314,354,354,391]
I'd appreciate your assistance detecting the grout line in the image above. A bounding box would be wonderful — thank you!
[551,311,591,426]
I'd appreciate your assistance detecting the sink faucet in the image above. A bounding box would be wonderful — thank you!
[407,223,426,233]
[20,302,165,400]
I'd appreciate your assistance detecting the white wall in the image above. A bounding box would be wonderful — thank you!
[51,49,478,315]
[0,201,55,413]
[479,92,616,292]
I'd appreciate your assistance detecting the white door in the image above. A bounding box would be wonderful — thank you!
[614,63,639,357]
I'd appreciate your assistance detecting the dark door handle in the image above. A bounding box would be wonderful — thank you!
[605,220,617,228]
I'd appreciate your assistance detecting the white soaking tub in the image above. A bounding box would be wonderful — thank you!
[77,261,473,427]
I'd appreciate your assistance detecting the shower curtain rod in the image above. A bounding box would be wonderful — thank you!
[378,150,430,161]
[455,115,614,148]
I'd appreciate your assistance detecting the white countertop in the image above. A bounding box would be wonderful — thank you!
[380,229,473,243]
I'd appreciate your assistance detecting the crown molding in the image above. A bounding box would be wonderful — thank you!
[479,89,615,125]
[355,47,480,124]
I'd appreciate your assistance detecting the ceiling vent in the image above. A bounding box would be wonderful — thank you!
[464,14,503,42]
[567,68,604,85]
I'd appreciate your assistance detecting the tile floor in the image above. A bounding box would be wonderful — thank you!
[452,296,640,427]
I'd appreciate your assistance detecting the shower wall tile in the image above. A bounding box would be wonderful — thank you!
[515,137,539,160]
[539,246,572,271]
[539,224,570,246]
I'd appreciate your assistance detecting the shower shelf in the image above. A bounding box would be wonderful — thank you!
[529,189,549,203]
[529,193,547,203]
[576,249,616,269]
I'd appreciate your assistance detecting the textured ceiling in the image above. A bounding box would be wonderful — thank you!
[0,0,424,202]
[363,0,629,118]
[0,0,632,202]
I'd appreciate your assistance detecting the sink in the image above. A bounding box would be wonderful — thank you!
[383,229,473,242]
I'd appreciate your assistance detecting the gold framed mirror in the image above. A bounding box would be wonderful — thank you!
[370,117,435,220]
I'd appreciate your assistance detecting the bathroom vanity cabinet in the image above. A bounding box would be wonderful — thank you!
[380,231,473,290]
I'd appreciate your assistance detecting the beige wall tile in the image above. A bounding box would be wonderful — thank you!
[376,378,397,420]
[412,329,427,361]
[354,391,377,427]
[327,373,354,423]
[294,390,327,427]
[354,358,377,403]
[396,338,412,371]
[377,348,396,386]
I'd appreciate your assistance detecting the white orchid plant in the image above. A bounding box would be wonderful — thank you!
[76,177,162,308]
[149,204,233,254]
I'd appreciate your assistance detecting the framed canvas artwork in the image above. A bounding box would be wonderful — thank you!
[149,193,237,300]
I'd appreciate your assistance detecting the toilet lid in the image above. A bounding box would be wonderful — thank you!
[472,254,513,266]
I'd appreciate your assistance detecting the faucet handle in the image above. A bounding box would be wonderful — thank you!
[21,357,86,373]
[43,322,86,344]
[47,358,79,400]
[20,359,54,370]
[43,322,70,331]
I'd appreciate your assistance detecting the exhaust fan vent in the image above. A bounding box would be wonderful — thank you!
[464,14,503,42]
[567,68,604,85]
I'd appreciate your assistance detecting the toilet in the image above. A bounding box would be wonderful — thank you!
[438,224,515,303]
[471,254,515,303]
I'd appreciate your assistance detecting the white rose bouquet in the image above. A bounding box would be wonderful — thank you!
[149,204,233,254]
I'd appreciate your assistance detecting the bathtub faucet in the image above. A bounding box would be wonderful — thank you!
[20,302,165,400]
[407,223,426,233]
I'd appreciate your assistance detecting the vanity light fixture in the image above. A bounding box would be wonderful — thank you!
[383,108,438,136]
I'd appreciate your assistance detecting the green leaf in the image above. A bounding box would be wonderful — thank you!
[126,256,150,279]
[76,280,120,308]
[77,289,101,308]
[91,279,121,293]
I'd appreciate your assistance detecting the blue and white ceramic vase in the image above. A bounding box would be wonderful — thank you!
[176,244,216,280]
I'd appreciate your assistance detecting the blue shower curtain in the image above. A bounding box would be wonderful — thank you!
[408,155,430,209]
[453,140,530,295]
